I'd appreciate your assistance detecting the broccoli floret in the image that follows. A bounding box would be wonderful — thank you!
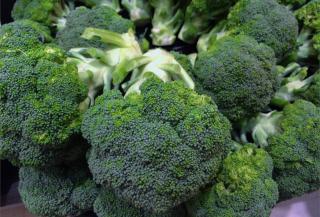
[82,77,232,213]
[299,72,320,106]
[193,35,278,123]
[0,55,87,167]
[11,0,73,29]
[94,188,186,217]
[149,0,188,46]
[187,144,279,217]
[313,32,320,60]
[178,0,236,43]
[242,100,320,199]
[227,0,298,59]
[55,6,134,51]
[121,49,195,95]
[19,165,99,217]
[121,0,152,26]
[296,0,320,31]
[80,0,121,11]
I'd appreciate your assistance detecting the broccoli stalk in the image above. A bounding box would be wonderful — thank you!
[67,27,144,104]
[122,48,195,95]
[121,0,152,26]
[149,0,187,46]
[271,63,315,107]
[80,0,121,11]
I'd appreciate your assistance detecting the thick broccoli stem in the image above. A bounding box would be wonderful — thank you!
[121,0,152,26]
[149,0,186,46]
[271,63,314,107]
[81,0,121,11]
[241,112,283,147]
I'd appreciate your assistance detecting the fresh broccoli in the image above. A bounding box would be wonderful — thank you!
[82,77,232,213]
[94,188,186,217]
[299,72,320,106]
[55,6,134,51]
[67,27,144,104]
[199,0,298,58]
[121,48,195,95]
[121,0,152,26]
[178,0,236,44]
[11,0,74,29]
[271,63,317,107]
[242,100,320,199]
[187,144,279,217]
[296,0,320,31]
[313,32,320,60]
[149,0,188,46]
[193,35,278,123]
[0,53,88,167]
[19,165,99,217]
[80,0,121,11]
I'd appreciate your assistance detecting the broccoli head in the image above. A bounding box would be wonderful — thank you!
[94,188,186,217]
[11,0,73,28]
[299,72,320,106]
[178,0,237,43]
[82,77,232,213]
[193,35,278,123]
[0,55,87,167]
[149,0,188,46]
[242,100,320,199]
[227,0,299,59]
[19,165,99,217]
[296,0,320,31]
[55,6,134,51]
[187,144,279,217]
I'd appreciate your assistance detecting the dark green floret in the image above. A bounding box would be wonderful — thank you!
[193,35,278,123]
[187,144,279,217]
[55,6,134,51]
[19,165,99,217]
[82,77,232,213]
[0,55,87,167]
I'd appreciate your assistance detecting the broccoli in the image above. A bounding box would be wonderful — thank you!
[67,27,144,104]
[94,188,186,217]
[19,165,99,217]
[299,72,320,106]
[178,0,236,44]
[121,0,152,26]
[193,35,278,123]
[149,0,188,46]
[121,48,195,95]
[55,6,134,51]
[242,100,320,199]
[11,0,73,29]
[187,144,279,217]
[296,0,320,31]
[199,0,298,58]
[0,53,88,167]
[82,77,232,213]
[271,63,316,107]
[80,0,121,11]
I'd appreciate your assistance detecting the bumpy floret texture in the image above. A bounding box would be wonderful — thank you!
[296,0,320,31]
[187,145,279,217]
[227,0,299,58]
[193,35,278,122]
[82,77,232,213]
[11,0,67,26]
[19,165,99,217]
[55,6,134,51]
[0,55,87,167]
[266,100,320,199]
[94,188,185,217]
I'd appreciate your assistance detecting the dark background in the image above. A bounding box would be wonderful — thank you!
[1,0,15,24]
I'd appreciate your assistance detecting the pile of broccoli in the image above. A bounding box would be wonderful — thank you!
[0,0,319,216]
